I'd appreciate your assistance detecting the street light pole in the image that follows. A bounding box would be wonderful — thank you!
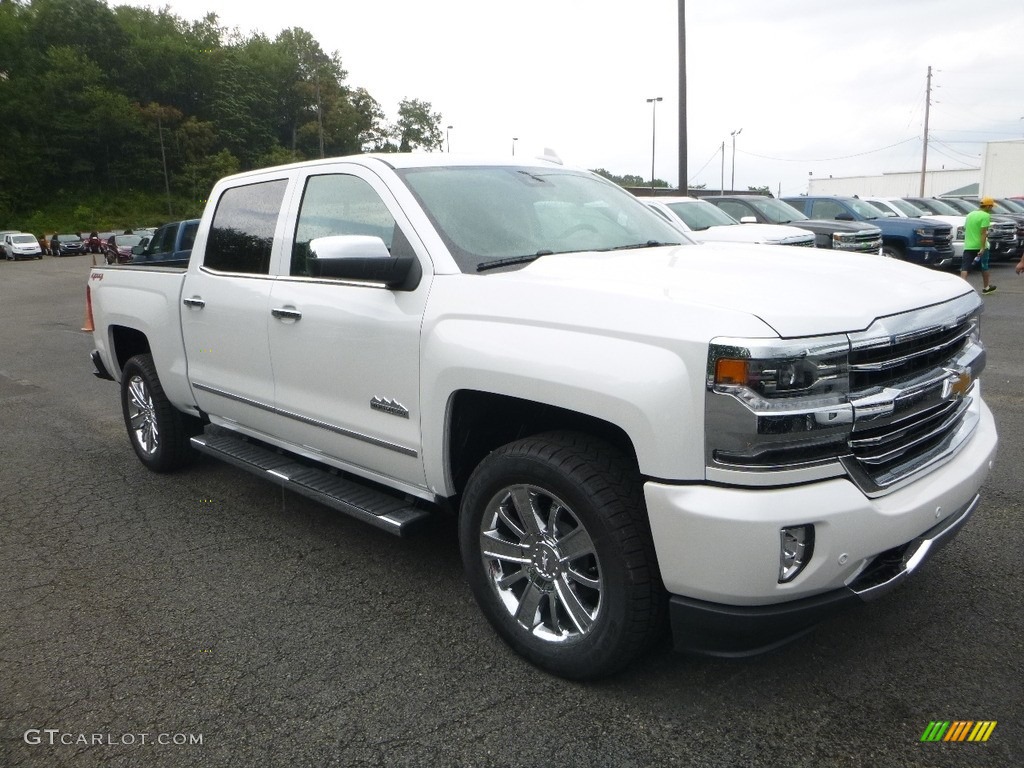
[730,128,742,191]
[512,137,518,156]
[446,125,453,153]
[646,96,663,190]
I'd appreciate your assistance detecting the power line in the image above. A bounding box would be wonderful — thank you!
[738,136,919,163]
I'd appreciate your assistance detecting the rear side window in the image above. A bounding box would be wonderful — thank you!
[204,180,287,274]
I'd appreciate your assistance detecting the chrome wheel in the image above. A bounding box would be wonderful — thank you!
[479,484,602,644]
[126,373,159,455]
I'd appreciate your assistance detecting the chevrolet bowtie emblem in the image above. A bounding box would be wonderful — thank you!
[941,370,972,400]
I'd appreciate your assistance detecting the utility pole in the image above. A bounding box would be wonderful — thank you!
[646,97,663,189]
[919,65,931,196]
[730,128,742,191]
[678,0,687,195]
[719,141,725,195]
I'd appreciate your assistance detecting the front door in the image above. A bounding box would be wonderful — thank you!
[267,167,432,492]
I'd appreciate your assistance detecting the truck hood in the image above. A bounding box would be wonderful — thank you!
[506,243,972,338]
[690,223,814,246]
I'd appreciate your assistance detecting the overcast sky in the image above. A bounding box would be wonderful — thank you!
[114,0,1024,196]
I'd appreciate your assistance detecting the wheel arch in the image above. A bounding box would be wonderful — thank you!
[443,390,639,499]
[110,325,152,374]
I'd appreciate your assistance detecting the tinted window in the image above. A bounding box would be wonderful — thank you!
[292,174,398,276]
[715,201,752,221]
[205,180,287,274]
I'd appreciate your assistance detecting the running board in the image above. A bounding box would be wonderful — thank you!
[190,432,431,536]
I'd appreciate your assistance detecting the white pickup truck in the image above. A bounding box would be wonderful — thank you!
[86,154,998,679]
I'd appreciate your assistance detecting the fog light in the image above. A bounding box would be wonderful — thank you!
[779,525,814,583]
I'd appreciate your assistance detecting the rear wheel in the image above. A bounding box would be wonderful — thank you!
[120,354,200,472]
[459,431,665,679]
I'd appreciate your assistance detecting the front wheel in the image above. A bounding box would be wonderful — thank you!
[459,432,665,679]
[881,244,904,259]
[120,354,199,472]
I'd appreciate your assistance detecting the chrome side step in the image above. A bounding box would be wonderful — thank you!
[190,431,431,536]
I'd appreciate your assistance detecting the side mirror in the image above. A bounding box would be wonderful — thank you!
[835,213,854,221]
[308,235,417,289]
[131,245,144,255]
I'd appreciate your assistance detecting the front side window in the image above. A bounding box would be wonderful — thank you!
[204,179,287,274]
[396,166,685,272]
[291,174,399,277]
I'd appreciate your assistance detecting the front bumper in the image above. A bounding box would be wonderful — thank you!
[645,398,997,655]
[667,494,978,656]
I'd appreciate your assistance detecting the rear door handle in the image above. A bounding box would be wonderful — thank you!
[182,297,205,309]
[271,307,302,321]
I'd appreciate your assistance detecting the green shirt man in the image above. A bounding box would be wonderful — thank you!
[961,197,995,295]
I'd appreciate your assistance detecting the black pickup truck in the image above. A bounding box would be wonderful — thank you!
[706,195,883,254]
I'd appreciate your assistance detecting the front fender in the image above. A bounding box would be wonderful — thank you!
[420,318,705,495]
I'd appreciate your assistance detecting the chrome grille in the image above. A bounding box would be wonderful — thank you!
[843,296,983,493]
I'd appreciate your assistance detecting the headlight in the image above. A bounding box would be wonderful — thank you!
[709,337,849,401]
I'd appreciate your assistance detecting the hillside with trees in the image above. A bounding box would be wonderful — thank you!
[0,0,444,232]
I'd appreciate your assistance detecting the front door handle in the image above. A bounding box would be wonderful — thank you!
[182,297,205,309]
[271,307,302,321]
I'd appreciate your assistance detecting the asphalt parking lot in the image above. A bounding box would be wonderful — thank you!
[1,254,1021,768]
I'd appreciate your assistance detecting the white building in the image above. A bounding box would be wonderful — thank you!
[805,139,1024,198]
[807,168,978,198]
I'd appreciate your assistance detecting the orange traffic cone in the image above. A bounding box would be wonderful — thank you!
[81,286,95,333]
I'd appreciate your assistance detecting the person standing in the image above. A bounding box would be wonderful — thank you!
[961,197,996,294]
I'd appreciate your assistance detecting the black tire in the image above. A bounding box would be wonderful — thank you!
[881,244,903,259]
[459,431,666,680]
[120,354,200,472]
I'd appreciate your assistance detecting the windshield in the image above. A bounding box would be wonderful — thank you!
[59,234,82,242]
[745,196,809,223]
[116,235,144,248]
[665,200,738,230]
[910,198,959,215]
[992,200,1022,214]
[396,166,686,272]
[863,201,897,217]
[940,198,975,214]
[846,199,888,219]
[883,198,925,217]
[13,234,36,244]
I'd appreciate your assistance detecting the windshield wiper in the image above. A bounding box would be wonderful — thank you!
[599,240,679,252]
[477,250,553,272]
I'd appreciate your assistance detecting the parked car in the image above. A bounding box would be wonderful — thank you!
[906,197,1017,263]
[644,197,816,247]
[783,195,954,268]
[53,234,85,256]
[3,232,44,260]
[104,233,147,264]
[705,195,882,253]
[862,197,964,266]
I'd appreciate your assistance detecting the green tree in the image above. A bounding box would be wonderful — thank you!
[393,98,443,152]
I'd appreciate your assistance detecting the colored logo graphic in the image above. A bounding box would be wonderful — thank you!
[920,721,997,742]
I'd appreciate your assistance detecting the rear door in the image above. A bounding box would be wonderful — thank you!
[181,177,290,437]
